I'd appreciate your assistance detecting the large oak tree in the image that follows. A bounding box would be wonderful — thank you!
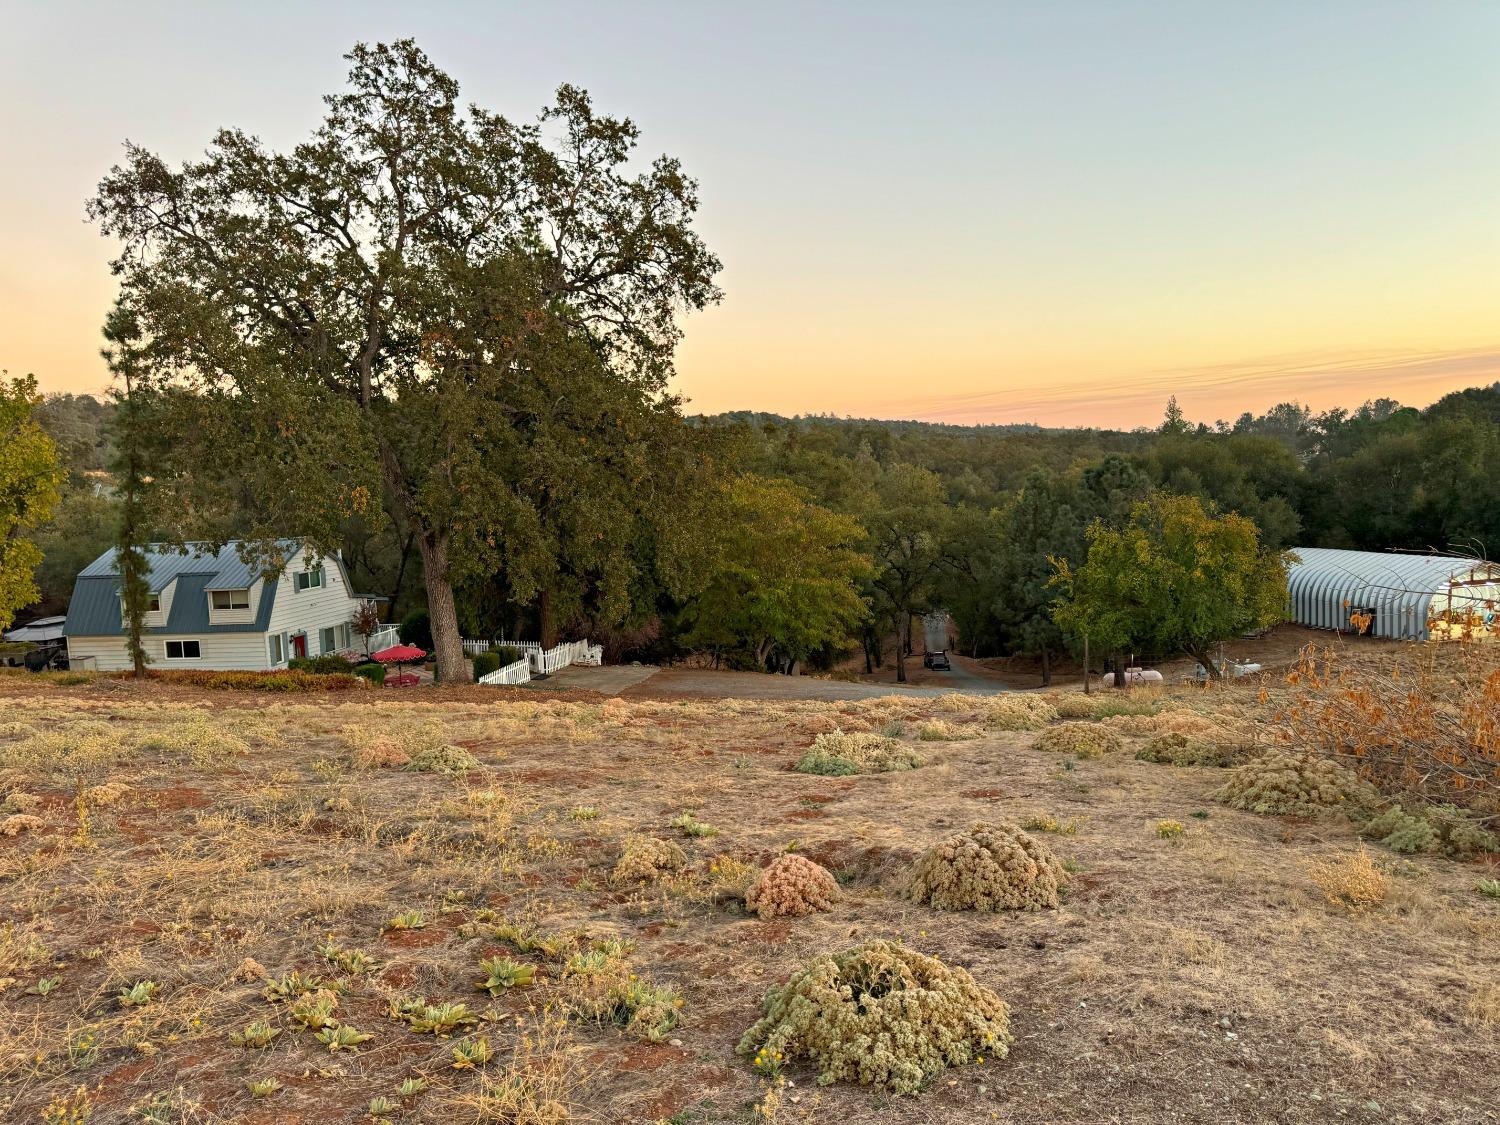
[89,40,720,680]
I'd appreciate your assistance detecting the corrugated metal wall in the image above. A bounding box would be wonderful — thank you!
[1286,548,1499,641]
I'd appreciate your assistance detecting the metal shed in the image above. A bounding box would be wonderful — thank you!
[1286,547,1500,641]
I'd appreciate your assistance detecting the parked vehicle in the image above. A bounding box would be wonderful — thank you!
[23,640,69,672]
[923,650,951,671]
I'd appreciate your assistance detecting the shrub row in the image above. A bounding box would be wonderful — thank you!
[288,654,358,675]
[112,668,365,692]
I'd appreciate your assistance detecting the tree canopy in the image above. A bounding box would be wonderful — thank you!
[0,375,64,632]
[1051,493,1291,679]
[88,39,720,680]
[679,475,870,673]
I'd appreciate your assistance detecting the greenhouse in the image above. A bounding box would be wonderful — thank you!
[1286,547,1500,641]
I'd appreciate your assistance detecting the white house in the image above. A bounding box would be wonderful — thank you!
[65,540,370,672]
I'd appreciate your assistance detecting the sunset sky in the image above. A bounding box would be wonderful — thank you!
[3,1,1497,428]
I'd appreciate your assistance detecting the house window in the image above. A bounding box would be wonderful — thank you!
[269,634,284,665]
[147,593,161,613]
[294,568,325,592]
[319,626,336,653]
[338,623,351,649]
[212,589,251,610]
[165,640,201,660]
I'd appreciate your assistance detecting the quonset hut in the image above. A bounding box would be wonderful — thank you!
[1286,547,1500,641]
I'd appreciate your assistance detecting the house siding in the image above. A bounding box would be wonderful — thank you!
[66,543,363,672]
[265,548,361,662]
[68,632,275,672]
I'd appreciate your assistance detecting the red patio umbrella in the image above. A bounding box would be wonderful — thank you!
[372,643,426,687]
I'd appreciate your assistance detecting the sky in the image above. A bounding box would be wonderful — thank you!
[2,0,1497,428]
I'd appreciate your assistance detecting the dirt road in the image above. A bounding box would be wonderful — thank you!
[543,662,1012,700]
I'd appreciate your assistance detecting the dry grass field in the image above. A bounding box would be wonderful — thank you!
[1,660,1497,1124]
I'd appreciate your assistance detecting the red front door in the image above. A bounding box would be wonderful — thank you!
[291,634,307,658]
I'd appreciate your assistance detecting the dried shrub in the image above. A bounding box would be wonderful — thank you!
[1359,804,1498,858]
[1,814,45,837]
[1278,644,1500,816]
[1035,721,1121,759]
[405,745,480,774]
[1307,849,1389,911]
[915,720,976,742]
[137,715,252,767]
[794,731,922,776]
[744,854,840,920]
[737,940,1012,1093]
[343,719,459,771]
[1051,694,1107,719]
[353,742,412,769]
[3,721,127,783]
[0,722,38,740]
[981,695,1058,730]
[1,790,41,814]
[563,944,682,1041]
[84,782,132,807]
[1215,750,1375,816]
[447,1006,578,1123]
[113,668,363,691]
[1135,732,1245,768]
[907,822,1065,912]
[609,835,687,885]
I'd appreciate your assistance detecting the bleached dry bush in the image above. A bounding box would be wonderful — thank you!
[907,822,1065,912]
[1,813,45,836]
[0,721,38,741]
[1306,849,1389,911]
[981,694,1058,730]
[737,940,1012,1093]
[1050,694,1108,720]
[1,721,129,783]
[1,789,40,813]
[609,835,688,885]
[340,717,450,774]
[136,714,254,767]
[915,719,977,742]
[744,855,840,920]
[1035,721,1122,759]
[1135,731,1245,768]
[1214,750,1375,816]
[795,731,922,776]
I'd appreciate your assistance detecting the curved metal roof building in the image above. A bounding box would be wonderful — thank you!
[1287,547,1500,641]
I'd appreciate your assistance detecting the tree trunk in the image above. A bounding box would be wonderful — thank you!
[1189,645,1222,680]
[863,635,874,675]
[1112,651,1128,690]
[539,585,558,649]
[895,643,907,684]
[415,532,470,683]
[1040,646,1052,687]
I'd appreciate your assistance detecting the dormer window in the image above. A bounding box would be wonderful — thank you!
[294,568,324,592]
[147,593,161,613]
[211,589,251,610]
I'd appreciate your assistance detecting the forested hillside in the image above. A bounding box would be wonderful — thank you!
[23,382,1498,675]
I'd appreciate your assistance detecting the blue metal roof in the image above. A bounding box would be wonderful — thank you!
[64,540,304,637]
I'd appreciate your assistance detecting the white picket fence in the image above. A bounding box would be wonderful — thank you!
[467,637,603,683]
[479,658,533,686]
